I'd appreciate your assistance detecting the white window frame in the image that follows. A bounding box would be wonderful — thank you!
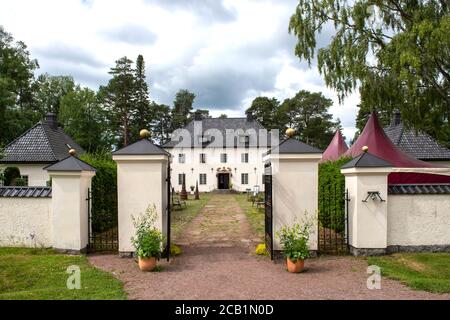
[178,154,186,164]
[199,153,207,164]
[241,153,249,163]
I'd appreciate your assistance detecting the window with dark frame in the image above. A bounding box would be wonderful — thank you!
[178,173,185,185]
[199,153,207,163]
[241,153,249,163]
[220,153,227,163]
[199,174,207,185]
[178,154,185,164]
[241,173,249,185]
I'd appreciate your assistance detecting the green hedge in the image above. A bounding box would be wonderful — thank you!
[318,157,351,232]
[80,151,117,233]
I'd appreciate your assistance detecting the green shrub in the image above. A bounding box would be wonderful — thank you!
[3,167,21,186]
[318,157,351,232]
[13,177,27,186]
[276,222,312,262]
[80,151,117,233]
[131,205,164,259]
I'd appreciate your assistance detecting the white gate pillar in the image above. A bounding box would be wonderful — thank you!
[112,134,170,256]
[46,154,96,253]
[267,134,322,253]
[341,148,392,256]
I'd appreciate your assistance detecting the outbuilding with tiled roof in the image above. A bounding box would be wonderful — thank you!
[0,113,84,186]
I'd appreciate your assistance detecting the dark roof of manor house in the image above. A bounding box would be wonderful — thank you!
[384,111,450,161]
[0,113,84,164]
[163,112,270,148]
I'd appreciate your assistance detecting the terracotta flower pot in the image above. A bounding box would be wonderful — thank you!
[138,257,157,272]
[286,258,304,273]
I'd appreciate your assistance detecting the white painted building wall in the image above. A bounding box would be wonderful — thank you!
[0,198,52,247]
[0,164,51,186]
[167,147,268,193]
[388,194,450,247]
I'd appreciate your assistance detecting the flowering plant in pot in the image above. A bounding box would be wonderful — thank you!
[276,222,311,273]
[131,205,164,272]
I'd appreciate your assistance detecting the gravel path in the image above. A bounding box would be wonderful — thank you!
[89,194,450,300]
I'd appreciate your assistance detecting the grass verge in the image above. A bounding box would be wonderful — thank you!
[0,248,126,300]
[368,253,450,293]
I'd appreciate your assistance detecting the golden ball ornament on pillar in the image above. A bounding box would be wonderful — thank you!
[362,146,369,153]
[286,128,296,138]
[140,129,151,139]
[69,148,76,156]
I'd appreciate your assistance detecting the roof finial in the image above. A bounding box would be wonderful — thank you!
[286,128,295,138]
[362,146,369,153]
[69,148,76,156]
[140,129,151,139]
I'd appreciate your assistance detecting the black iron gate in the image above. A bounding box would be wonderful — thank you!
[264,162,273,260]
[87,188,118,253]
[318,185,350,254]
[164,161,171,261]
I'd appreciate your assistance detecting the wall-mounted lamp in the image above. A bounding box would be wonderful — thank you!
[191,168,194,173]
[362,191,385,203]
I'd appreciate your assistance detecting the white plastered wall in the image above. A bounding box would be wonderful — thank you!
[113,155,169,253]
[388,194,450,246]
[0,164,50,186]
[270,155,320,251]
[50,171,94,252]
[0,197,52,247]
[342,169,390,249]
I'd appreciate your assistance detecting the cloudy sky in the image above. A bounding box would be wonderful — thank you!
[0,0,359,139]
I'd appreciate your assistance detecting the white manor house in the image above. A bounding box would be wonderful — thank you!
[163,111,275,193]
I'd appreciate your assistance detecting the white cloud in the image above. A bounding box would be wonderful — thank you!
[0,0,359,138]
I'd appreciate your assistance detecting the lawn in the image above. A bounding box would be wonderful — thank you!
[234,193,264,241]
[368,253,450,294]
[0,248,126,300]
[171,192,212,241]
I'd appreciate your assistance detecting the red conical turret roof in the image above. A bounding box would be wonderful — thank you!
[344,111,450,184]
[322,129,349,162]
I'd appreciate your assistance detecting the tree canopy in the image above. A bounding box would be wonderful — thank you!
[289,0,450,146]
[247,90,338,149]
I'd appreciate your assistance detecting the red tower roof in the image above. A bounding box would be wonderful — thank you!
[322,129,349,162]
[344,111,450,184]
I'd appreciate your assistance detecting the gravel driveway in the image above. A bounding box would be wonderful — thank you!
[89,194,450,300]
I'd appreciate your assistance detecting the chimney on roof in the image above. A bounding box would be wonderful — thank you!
[392,110,402,126]
[194,110,203,121]
[246,110,253,122]
[45,113,58,130]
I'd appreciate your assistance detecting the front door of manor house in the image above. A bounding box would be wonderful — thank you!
[217,173,230,189]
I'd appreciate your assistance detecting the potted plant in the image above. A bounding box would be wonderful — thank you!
[276,222,311,273]
[131,205,164,272]
[190,185,195,194]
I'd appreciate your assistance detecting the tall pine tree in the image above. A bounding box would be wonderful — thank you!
[132,55,152,139]
[98,56,136,148]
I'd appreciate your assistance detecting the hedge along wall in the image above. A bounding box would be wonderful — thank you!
[80,152,117,233]
[318,157,351,232]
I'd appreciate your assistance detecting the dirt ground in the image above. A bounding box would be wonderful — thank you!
[89,194,450,300]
